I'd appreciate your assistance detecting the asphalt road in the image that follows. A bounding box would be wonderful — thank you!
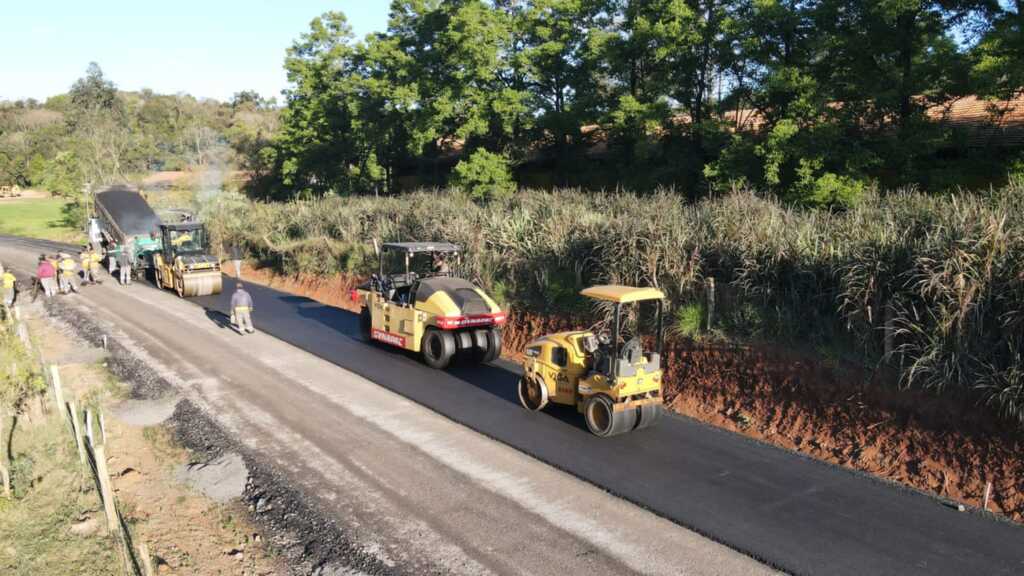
[5,235,1024,575]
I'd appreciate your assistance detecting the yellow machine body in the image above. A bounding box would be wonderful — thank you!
[153,252,223,297]
[522,331,662,411]
[152,223,223,298]
[354,241,505,369]
[357,283,503,353]
[518,285,666,436]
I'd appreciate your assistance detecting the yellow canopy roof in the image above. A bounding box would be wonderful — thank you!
[580,285,665,303]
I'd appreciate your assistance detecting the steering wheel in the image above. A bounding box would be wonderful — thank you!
[621,337,643,364]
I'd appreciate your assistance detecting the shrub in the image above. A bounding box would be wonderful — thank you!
[672,303,705,339]
[450,149,515,202]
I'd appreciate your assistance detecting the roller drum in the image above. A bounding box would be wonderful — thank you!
[179,271,223,297]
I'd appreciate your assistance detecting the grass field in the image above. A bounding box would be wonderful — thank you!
[0,198,84,243]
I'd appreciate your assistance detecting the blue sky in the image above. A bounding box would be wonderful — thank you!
[1,1,389,103]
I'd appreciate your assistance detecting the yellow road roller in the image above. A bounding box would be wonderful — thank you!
[519,285,666,437]
[354,242,505,369]
[152,222,223,297]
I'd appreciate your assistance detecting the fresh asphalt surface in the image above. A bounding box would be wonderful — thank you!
[5,236,1023,575]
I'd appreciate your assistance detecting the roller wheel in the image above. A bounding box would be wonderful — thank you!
[584,395,637,437]
[634,403,663,431]
[481,328,502,364]
[359,308,372,339]
[454,330,475,365]
[422,328,456,369]
[471,329,490,362]
[518,376,548,411]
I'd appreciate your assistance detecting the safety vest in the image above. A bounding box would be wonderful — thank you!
[1,272,14,289]
[59,258,76,275]
[90,253,102,267]
[233,306,252,312]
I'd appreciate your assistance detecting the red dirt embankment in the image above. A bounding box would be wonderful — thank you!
[229,264,1024,523]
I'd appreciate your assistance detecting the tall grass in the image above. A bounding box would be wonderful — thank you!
[198,182,1024,425]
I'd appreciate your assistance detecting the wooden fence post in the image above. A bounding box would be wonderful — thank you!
[139,542,155,576]
[68,401,86,466]
[93,444,120,534]
[99,411,107,445]
[85,409,94,447]
[0,415,9,498]
[705,277,716,331]
[50,365,65,418]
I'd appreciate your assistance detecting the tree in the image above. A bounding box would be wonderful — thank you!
[972,0,1024,99]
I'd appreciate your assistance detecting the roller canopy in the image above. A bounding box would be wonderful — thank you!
[581,285,665,303]
[382,242,461,254]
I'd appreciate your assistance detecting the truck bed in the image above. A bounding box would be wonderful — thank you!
[95,186,162,241]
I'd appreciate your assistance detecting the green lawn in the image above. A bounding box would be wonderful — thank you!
[0,198,85,243]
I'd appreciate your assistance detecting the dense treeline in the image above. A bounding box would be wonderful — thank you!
[266,0,1024,202]
[0,63,278,201]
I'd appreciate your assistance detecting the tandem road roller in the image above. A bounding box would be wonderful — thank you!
[91,185,222,298]
[354,242,505,369]
[518,285,666,437]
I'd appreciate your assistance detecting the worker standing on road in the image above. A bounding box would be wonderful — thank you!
[118,247,133,286]
[2,265,16,311]
[36,255,56,297]
[82,245,103,285]
[230,283,255,335]
[58,253,79,294]
[80,248,95,285]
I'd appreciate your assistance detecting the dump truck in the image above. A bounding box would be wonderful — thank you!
[91,185,222,297]
[353,242,505,369]
[518,285,665,437]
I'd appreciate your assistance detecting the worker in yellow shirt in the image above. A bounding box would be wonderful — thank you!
[80,246,104,285]
[58,253,79,294]
[1,266,16,310]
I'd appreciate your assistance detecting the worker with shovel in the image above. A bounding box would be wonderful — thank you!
[230,283,255,335]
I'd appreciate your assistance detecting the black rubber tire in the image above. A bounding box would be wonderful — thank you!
[359,307,372,339]
[634,403,664,431]
[482,327,502,364]
[471,329,490,362]
[584,395,637,437]
[517,377,548,411]
[422,328,456,369]
[454,330,475,365]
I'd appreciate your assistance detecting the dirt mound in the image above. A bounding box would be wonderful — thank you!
[663,344,1024,521]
